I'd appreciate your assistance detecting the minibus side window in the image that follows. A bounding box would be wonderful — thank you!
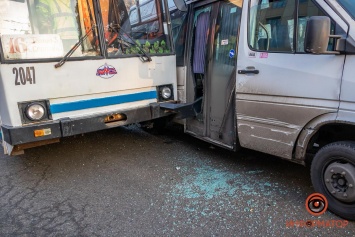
[248,0,334,53]
[297,0,335,52]
[249,0,296,52]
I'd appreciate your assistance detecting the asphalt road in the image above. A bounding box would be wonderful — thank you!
[0,124,354,236]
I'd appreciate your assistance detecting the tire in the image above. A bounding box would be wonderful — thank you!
[311,141,355,221]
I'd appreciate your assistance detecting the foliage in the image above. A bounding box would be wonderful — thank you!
[126,39,170,55]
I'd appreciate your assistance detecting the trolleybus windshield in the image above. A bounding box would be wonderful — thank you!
[0,0,172,61]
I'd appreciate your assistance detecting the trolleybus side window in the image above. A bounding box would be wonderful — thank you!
[0,0,100,61]
[101,0,172,57]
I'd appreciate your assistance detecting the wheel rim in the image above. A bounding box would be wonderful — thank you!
[324,161,355,203]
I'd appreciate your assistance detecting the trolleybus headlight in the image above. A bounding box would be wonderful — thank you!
[26,103,46,121]
[161,87,172,99]
[157,84,174,101]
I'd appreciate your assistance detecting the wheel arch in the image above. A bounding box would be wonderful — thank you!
[294,112,355,164]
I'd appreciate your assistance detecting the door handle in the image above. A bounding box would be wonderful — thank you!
[238,68,259,74]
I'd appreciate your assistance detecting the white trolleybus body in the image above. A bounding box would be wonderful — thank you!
[165,0,355,220]
[0,0,177,155]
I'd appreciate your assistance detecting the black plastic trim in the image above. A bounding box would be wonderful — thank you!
[238,69,259,74]
[2,103,172,146]
[2,121,61,145]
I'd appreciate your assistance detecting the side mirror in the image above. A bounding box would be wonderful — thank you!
[304,16,341,54]
[173,0,187,12]
[304,16,330,54]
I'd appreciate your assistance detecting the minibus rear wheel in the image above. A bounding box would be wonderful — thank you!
[311,141,355,221]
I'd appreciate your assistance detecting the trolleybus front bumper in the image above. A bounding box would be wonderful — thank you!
[1,102,171,149]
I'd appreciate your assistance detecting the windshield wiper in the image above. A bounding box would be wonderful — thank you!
[109,24,152,62]
[55,24,97,68]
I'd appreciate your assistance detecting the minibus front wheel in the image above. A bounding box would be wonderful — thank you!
[311,141,355,221]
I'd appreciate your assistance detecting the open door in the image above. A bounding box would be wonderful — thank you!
[183,0,242,149]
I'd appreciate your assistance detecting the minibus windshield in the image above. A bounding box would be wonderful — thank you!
[337,0,355,20]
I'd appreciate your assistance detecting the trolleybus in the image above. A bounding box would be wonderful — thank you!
[0,0,177,155]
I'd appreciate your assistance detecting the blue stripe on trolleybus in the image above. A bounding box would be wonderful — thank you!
[50,90,157,114]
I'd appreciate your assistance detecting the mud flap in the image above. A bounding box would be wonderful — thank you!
[3,141,24,156]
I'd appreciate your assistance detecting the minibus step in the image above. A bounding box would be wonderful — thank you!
[160,97,202,119]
